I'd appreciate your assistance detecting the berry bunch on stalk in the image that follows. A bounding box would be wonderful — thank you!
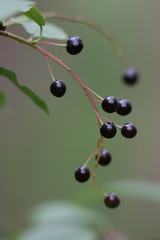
[0,10,139,208]
[43,36,138,209]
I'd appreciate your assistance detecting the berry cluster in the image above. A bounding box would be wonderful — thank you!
[100,97,137,139]
[43,36,138,209]
[0,12,138,209]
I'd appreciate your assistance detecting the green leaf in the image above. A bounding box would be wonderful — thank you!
[0,91,6,106]
[29,201,112,228]
[21,6,45,27]
[16,201,110,240]
[106,180,160,203]
[11,17,68,40]
[0,66,50,114]
[38,22,68,40]
[18,225,98,240]
[73,180,160,205]
[0,0,35,22]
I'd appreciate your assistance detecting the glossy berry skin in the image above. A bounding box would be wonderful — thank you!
[116,99,132,116]
[50,80,66,97]
[122,67,139,85]
[104,193,120,208]
[121,123,137,138]
[66,36,83,55]
[101,96,118,113]
[95,149,112,166]
[100,122,117,139]
[75,166,90,183]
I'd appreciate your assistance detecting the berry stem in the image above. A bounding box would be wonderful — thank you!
[100,116,122,129]
[36,46,103,125]
[83,148,99,167]
[114,123,122,129]
[100,115,111,122]
[93,100,102,103]
[84,86,103,100]
[4,11,127,67]
[32,27,43,44]
[0,30,32,45]
[0,30,103,124]
[92,178,108,197]
[38,41,67,47]
[91,136,109,197]
[92,135,103,183]
[42,11,127,68]
[45,56,55,81]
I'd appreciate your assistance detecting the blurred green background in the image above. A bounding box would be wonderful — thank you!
[1,0,160,239]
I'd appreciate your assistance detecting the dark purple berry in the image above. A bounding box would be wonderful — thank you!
[75,166,90,183]
[100,122,117,139]
[116,99,132,116]
[104,193,120,208]
[101,96,118,113]
[122,67,139,85]
[0,22,6,31]
[50,80,66,97]
[95,149,112,166]
[121,123,137,138]
[66,36,83,55]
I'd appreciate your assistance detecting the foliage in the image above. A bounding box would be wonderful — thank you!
[11,18,68,39]
[0,66,49,114]
[15,202,106,240]
[0,3,67,113]
[0,91,6,106]
[0,0,35,21]
[21,6,45,27]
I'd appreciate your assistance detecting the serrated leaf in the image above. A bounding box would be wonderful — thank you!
[0,0,35,22]
[73,180,160,205]
[21,6,45,27]
[11,18,68,40]
[0,66,50,114]
[0,91,6,106]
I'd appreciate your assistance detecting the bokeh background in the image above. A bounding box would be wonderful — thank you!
[0,0,160,239]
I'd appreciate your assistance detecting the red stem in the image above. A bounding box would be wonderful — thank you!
[100,115,110,122]
[45,56,55,81]
[94,100,102,103]
[85,86,103,100]
[35,45,103,124]
[38,41,66,47]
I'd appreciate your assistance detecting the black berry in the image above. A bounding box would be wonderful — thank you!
[104,193,120,208]
[101,96,118,113]
[121,123,137,138]
[0,22,6,31]
[122,67,139,85]
[95,149,112,166]
[75,166,90,183]
[66,36,83,55]
[100,122,117,138]
[116,99,132,116]
[50,80,66,97]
